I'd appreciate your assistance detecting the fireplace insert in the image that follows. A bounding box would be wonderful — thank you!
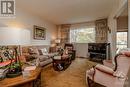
[88,43,110,62]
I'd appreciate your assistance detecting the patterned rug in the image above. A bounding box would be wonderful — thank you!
[41,58,96,87]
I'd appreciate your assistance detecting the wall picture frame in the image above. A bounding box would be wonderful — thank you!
[33,25,46,40]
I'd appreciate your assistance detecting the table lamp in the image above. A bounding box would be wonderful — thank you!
[55,39,60,46]
[0,27,30,78]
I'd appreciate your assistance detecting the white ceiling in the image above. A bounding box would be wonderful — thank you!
[16,0,117,24]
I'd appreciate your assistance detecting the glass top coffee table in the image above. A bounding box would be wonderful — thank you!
[52,55,72,71]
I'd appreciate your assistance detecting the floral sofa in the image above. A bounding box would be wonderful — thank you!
[22,45,54,66]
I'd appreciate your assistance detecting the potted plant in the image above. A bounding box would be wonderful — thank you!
[0,46,22,78]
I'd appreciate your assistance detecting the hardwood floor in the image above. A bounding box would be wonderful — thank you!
[41,58,96,87]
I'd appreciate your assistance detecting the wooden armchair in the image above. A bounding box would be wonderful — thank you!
[86,53,130,87]
[64,43,76,60]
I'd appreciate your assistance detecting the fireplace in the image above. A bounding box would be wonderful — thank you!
[88,43,110,62]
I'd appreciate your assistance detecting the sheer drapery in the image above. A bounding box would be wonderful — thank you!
[70,22,95,43]
[58,24,71,46]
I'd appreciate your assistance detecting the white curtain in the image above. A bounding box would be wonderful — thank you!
[70,22,95,43]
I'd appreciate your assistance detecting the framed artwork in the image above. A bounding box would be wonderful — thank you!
[34,25,46,40]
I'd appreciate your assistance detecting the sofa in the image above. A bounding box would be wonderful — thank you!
[22,45,54,67]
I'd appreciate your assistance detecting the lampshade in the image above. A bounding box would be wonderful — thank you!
[55,39,60,44]
[0,27,31,45]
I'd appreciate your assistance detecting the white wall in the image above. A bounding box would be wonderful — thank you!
[0,28,30,45]
[0,8,57,45]
[108,0,127,58]
[74,43,88,58]
[128,0,130,48]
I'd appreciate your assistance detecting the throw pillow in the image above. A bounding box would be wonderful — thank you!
[38,48,48,55]
[95,64,114,75]
[38,49,43,55]
[28,48,39,55]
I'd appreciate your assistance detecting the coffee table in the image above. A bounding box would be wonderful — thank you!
[53,55,71,71]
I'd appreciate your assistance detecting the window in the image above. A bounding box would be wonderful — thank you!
[116,32,127,49]
[70,27,95,43]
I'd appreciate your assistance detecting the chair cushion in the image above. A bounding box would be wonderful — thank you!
[93,69,123,87]
[39,58,53,66]
[38,55,49,61]
[103,60,114,69]
[95,64,114,75]
[86,68,95,80]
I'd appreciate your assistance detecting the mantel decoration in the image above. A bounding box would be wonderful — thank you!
[0,27,30,79]
[34,25,46,40]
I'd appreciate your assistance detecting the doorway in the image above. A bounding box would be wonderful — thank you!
[116,7,128,49]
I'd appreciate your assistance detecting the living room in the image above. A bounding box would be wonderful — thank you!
[0,0,129,87]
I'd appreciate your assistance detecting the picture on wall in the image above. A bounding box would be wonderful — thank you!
[34,25,46,40]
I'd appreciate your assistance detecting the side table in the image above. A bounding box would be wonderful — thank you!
[0,67,42,87]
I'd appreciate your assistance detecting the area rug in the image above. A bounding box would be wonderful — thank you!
[41,58,96,87]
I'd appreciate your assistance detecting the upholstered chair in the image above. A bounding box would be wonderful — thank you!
[86,53,130,87]
[64,43,76,60]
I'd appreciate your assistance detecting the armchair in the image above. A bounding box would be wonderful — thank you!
[86,53,130,87]
[64,43,76,60]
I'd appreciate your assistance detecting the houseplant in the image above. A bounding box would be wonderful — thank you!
[0,46,22,78]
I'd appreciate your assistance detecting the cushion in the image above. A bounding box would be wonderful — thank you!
[38,49,43,55]
[86,68,95,80]
[121,51,130,57]
[22,47,29,54]
[25,55,37,62]
[38,48,48,55]
[63,49,68,55]
[103,60,114,69]
[0,49,15,61]
[117,48,130,54]
[62,54,69,59]
[95,64,114,75]
[113,71,126,78]
[38,55,49,61]
[19,55,26,63]
[39,58,53,66]
[65,47,73,51]
[28,48,39,55]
